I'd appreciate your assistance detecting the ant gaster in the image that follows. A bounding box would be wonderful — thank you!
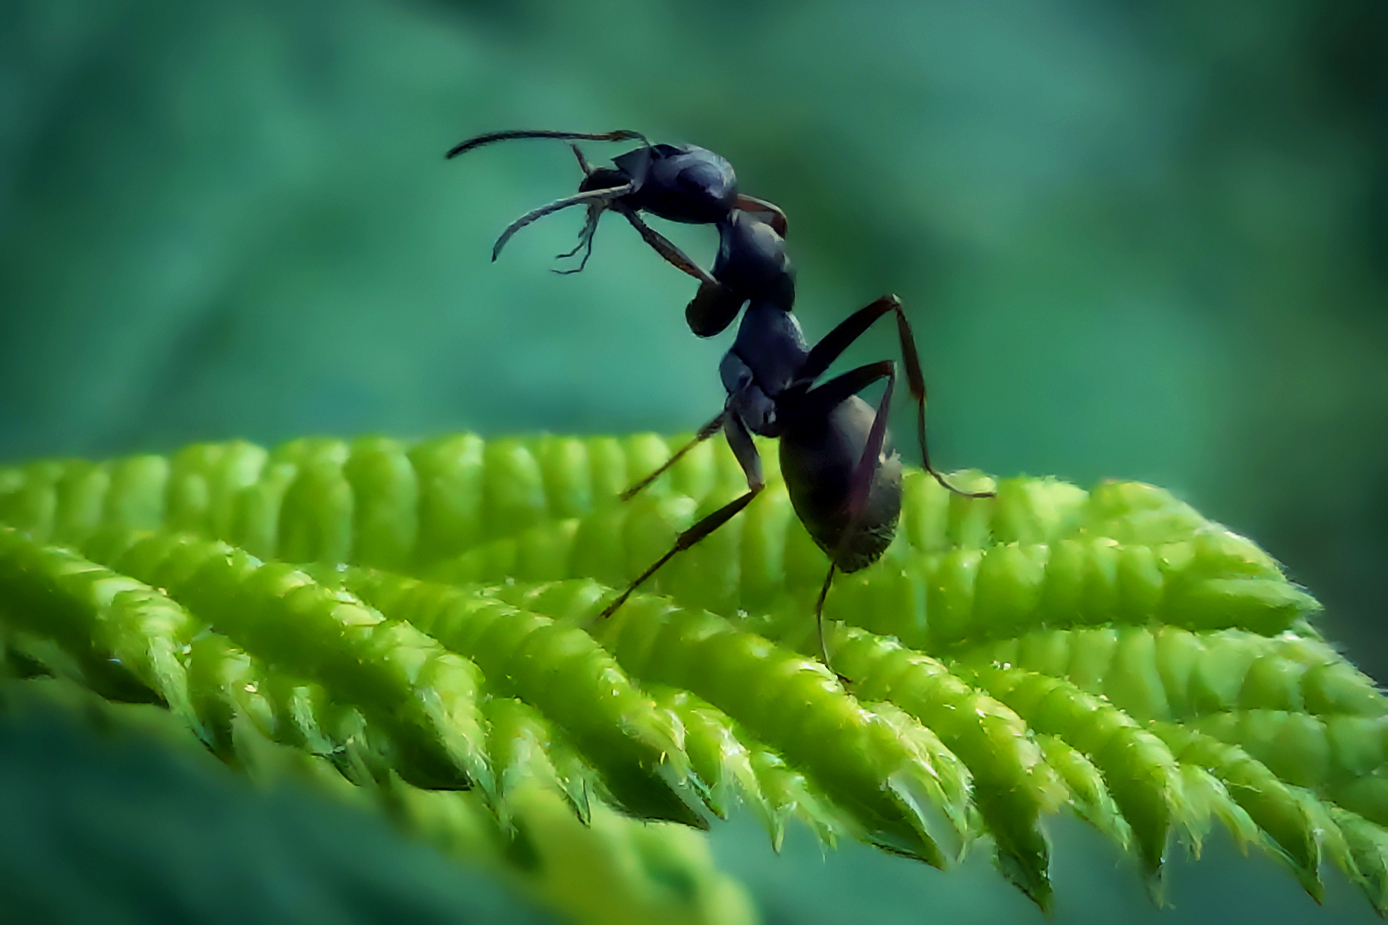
[449,129,994,670]
[446,129,785,337]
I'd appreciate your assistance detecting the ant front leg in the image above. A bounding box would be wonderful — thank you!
[568,143,595,177]
[619,412,726,502]
[796,295,995,499]
[548,144,608,272]
[552,212,602,272]
[613,206,720,287]
[599,413,764,620]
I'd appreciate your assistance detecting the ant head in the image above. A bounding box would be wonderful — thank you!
[614,144,738,226]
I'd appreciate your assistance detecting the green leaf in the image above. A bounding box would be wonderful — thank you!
[1,432,1384,918]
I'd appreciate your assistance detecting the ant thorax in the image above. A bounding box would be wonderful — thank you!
[720,302,809,437]
[713,213,795,308]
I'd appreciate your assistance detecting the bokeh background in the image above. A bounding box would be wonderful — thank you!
[1,0,1385,921]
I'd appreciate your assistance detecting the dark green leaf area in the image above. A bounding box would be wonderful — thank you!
[342,568,704,828]
[86,530,490,793]
[485,579,969,870]
[829,626,1061,910]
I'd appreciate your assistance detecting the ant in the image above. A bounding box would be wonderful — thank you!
[446,129,786,337]
[450,129,994,670]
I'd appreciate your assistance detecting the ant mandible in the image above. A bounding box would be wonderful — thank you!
[449,129,995,670]
[446,129,785,337]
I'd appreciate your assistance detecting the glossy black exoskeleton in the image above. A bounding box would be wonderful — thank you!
[450,128,994,670]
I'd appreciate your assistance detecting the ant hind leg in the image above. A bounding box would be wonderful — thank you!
[794,358,898,681]
[795,295,994,499]
[812,562,852,685]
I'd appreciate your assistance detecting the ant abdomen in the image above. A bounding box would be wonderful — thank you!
[780,396,904,573]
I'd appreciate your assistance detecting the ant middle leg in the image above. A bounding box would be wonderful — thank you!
[599,414,764,620]
[796,295,994,499]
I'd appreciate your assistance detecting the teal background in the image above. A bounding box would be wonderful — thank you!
[1,0,1384,921]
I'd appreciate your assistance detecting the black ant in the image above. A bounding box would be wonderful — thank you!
[450,129,995,670]
[446,129,786,337]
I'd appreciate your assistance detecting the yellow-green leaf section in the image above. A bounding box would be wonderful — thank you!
[0,432,1380,918]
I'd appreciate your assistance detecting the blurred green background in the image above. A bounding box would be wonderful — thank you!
[1,0,1385,921]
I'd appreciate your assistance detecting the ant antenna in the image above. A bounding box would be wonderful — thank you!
[446,129,649,159]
